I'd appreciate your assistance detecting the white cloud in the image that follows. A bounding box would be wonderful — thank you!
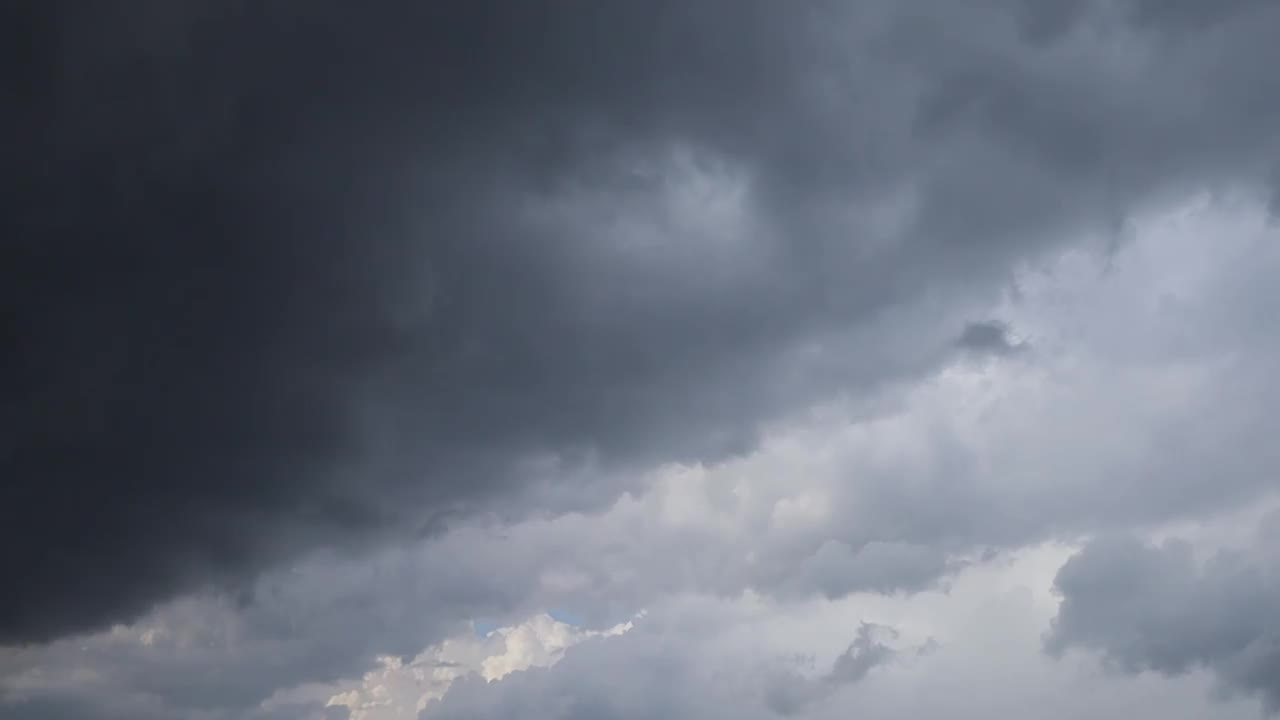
[318,613,636,720]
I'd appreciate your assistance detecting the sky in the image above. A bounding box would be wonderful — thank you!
[4,1,1280,718]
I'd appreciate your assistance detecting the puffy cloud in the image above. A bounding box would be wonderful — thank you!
[1047,511,1280,713]
[320,613,635,720]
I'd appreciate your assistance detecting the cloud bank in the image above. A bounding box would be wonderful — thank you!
[5,1,1280,718]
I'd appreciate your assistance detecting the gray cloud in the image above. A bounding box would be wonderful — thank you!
[791,541,954,599]
[419,610,896,720]
[0,542,522,719]
[5,188,1280,717]
[6,0,1280,670]
[1046,515,1280,713]
[762,623,897,716]
[956,320,1026,356]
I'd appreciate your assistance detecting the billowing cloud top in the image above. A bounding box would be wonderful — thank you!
[4,1,1280,719]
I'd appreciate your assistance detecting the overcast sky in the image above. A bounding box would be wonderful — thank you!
[5,1,1280,718]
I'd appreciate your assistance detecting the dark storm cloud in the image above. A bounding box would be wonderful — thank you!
[2,0,865,644]
[1046,519,1280,713]
[6,0,1280,646]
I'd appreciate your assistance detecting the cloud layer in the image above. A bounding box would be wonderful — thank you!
[5,0,1280,718]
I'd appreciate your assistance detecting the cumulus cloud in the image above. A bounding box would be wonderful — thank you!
[320,613,635,720]
[1047,512,1280,712]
